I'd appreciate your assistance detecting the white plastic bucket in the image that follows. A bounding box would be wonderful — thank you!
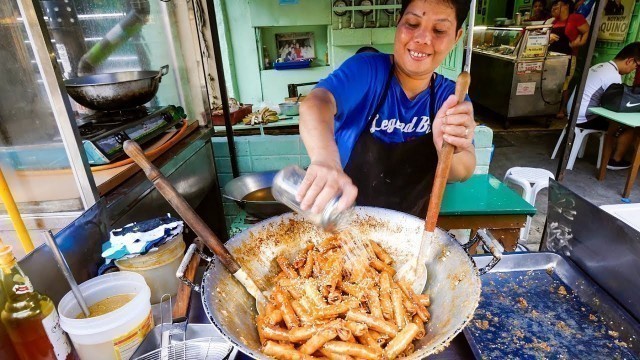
[115,234,185,304]
[58,272,153,360]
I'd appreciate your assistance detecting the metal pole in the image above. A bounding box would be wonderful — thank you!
[555,0,607,182]
[203,0,239,178]
[17,0,99,209]
[44,230,90,317]
[160,1,187,108]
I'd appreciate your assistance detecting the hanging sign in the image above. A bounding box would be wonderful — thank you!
[598,0,636,42]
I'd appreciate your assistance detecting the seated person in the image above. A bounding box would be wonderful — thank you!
[567,42,640,170]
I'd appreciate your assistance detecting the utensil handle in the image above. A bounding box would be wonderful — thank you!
[459,229,503,275]
[159,65,169,77]
[425,71,471,232]
[173,238,203,321]
[44,231,90,317]
[123,140,241,274]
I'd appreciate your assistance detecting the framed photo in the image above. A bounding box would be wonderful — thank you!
[276,32,315,62]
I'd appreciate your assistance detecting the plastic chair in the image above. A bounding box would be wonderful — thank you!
[503,167,555,242]
[551,126,605,170]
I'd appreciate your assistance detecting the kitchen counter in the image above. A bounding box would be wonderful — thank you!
[213,116,300,136]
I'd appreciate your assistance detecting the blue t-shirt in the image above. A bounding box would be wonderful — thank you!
[316,52,460,166]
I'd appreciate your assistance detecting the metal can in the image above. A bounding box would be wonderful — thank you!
[272,165,353,232]
[515,13,522,25]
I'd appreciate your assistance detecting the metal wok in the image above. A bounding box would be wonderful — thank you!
[64,65,169,111]
[192,207,501,359]
[222,171,289,219]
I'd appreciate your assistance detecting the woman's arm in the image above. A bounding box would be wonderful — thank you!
[571,23,590,48]
[432,95,477,181]
[298,88,358,213]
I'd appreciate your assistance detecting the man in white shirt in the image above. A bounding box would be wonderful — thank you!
[567,42,640,170]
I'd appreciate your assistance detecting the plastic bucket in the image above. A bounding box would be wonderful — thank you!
[115,234,185,304]
[58,272,153,360]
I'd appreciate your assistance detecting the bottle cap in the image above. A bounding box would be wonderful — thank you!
[0,244,16,270]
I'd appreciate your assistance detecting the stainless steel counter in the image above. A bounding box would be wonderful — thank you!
[469,51,570,127]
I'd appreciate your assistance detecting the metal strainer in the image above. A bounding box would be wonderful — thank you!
[133,337,232,360]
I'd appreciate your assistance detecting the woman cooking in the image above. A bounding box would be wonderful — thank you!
[296,0,476,218]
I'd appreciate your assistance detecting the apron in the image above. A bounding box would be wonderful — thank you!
[344,65,438,218]
[549,23,572,56]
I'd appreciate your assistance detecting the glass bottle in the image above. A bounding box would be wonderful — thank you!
[263,46,271,70]
[0,290,18,360]
[0,245,74,360]
[272,165,353,232]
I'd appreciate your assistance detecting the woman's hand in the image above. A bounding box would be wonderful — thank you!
[550,33,560,43]
[296,161,358,214]
[432,95,476,154]
[570,37,581,48]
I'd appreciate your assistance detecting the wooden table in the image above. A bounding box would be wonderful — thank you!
[440,174,537,252]
[591,107,640,198]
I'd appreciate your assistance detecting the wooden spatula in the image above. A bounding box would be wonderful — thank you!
[397,1,477,293]
[123,140,268,312]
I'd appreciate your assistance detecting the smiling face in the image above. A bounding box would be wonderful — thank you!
[393,0,463,82]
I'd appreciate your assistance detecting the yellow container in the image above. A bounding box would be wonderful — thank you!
[115,234,185,304]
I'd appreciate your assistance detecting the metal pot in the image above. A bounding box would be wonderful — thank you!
[278,102,299,116]
[188,207,501,359]
[222,171,289,219]
[64,65,169,111]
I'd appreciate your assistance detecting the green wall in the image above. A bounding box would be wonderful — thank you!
[219,0,263,104]
[216,0,464,104]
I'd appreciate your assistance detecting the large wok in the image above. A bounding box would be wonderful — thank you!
[192,207,502,359]
[64,65,169,111]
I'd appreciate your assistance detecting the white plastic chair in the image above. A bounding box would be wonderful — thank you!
[503,167,555,242]
[551,126,605,170]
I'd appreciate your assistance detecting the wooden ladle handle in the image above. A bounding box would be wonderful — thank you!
[425,71,471,232]
[123,140,241,274]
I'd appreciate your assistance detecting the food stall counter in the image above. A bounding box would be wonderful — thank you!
[469,25,571,127]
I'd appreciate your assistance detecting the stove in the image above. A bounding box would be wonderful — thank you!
[78,105,186,165]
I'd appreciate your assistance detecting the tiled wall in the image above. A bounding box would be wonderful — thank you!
[212,126,494,228]
[212,135,311,227]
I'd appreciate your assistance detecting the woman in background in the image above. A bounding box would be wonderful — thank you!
[529,0,550,22]
[546,0,590,119]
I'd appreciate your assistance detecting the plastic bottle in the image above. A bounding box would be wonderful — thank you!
[272,165,353,232]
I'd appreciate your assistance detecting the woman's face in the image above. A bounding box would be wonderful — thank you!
[394,0,463,81]
[533,2,544,15]
[551,3,561,19]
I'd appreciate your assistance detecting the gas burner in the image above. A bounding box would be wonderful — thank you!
[77,106,151,127]
[78,125,107,138]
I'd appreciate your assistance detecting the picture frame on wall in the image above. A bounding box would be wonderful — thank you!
[276,32,315,62]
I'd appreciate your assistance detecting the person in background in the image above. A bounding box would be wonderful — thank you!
[604,0,625,16]
[546,0,590,119]
[567,42,640,170]
[356,46,381,54]
[529,0,550,22]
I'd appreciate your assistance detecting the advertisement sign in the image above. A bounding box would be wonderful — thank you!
[598,0,636,41]
[522,29,550,58]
